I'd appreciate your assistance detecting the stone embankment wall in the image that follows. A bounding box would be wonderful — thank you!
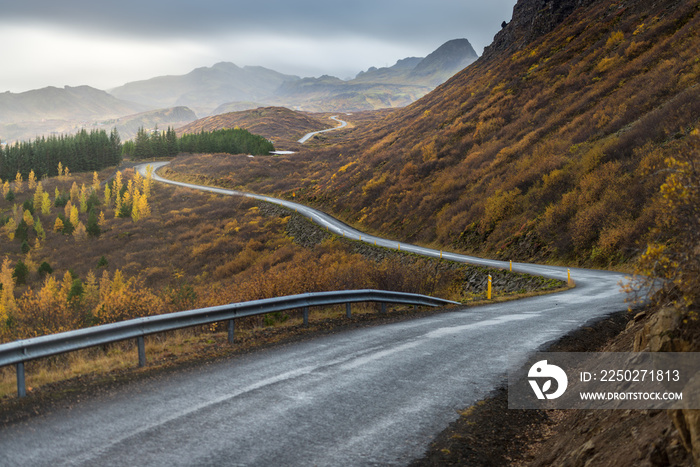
[260,202,564,297]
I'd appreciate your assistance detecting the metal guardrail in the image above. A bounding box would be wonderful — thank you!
[0,289,458,398]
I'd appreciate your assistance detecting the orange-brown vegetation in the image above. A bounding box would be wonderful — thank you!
[174,0,699,269]
[630,131,700,326]
[0,161,479,343]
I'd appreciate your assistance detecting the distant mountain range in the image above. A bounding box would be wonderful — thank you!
[0,38,478,142]
[110,38,478,114]
[0,85,146,123]
[109,63,300,115]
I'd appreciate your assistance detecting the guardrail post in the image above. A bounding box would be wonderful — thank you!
[303,307,309,326]
[346,303,351,318]
[228,319,235,344]
[16,362,26,398]
[137,336,146,367]
[380,302,387,314]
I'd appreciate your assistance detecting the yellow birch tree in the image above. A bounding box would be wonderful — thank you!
[79,184,88,213]
[92,172,100,193]
[73,221,87,241]
[41,192,51,215]
[27,170,37,190]
[53,217,64,233]
[14,172,23,193]
[33,181,44,210]
[104,184,112,208]
[4,218,16,240]
[69,182,79,204]
[0,258,17,320]
[70,205,79,227]
[23,209,33,228]
[138,191,151,218]
[131,189,141,222]
[64,200,73,221]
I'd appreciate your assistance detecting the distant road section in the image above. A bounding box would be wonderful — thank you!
[297,115,348,143]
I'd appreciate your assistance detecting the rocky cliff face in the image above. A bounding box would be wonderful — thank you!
[483,0,596,59]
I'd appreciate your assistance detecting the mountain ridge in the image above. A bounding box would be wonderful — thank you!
[109,63,300,114]
[109,38,480,114]
[267,38,478,112]
[0,85,146,123]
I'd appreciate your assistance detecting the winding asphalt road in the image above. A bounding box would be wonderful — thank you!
[297,116,348,143]
[0,162,631,466]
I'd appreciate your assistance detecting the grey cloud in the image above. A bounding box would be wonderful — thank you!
[2,0,516,50]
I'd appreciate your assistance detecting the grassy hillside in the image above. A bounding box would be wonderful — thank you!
[318,0,699,265]
[176,107,336,149]
[191,0,699,268]
[2,163,554,344]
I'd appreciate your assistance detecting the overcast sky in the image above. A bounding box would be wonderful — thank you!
[0,0,517,93]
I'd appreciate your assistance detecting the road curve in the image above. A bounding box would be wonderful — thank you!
[297,116,348,143]
[0,162,631,466]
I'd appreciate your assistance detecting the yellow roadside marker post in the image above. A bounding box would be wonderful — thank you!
[488,275,492,300]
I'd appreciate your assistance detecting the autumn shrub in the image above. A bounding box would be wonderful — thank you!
[93,271,164,324]
[10,276,79,338]
[632,132,700,322]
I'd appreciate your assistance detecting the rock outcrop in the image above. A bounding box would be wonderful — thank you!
[634,307,700,464]
[483,0,596,59]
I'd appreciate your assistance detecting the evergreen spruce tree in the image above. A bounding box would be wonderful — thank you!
[166,127,179,156]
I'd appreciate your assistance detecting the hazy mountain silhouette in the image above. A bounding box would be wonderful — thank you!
[109,62,300,115]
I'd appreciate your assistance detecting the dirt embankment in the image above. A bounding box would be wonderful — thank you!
[412,310,694,466]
